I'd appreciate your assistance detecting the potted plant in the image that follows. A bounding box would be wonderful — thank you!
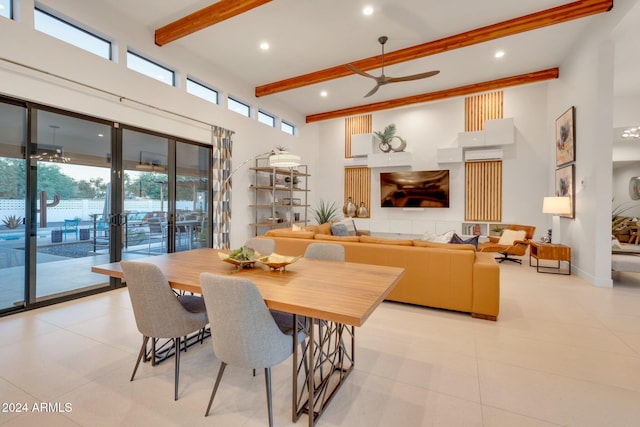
[311,200,339,224]
[2,215,22,229]
[373,123,396,153]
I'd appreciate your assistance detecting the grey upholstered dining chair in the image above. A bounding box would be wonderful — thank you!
[200,273,304,427]
[121,261,208,401]
[304,242,345,262]
[244,237,275,255]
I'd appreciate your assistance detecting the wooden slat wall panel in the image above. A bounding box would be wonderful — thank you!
[465,91,504,131]
[344,167,371,217]
[344,115,372,158]
[465,161,502,222]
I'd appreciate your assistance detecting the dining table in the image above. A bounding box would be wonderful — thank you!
[92,248,404,427]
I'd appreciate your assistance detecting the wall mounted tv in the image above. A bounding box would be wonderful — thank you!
[380,170,450,208]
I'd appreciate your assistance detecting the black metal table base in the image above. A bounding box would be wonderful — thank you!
[292,316,355,427]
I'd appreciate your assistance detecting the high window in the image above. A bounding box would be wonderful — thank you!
[258,110,275,127]
[127,51,174,86]
[0,0,12,19]
[186,78,219,104]
[228,96,250,117]
[281,121,295,135]
[34,8,111,60]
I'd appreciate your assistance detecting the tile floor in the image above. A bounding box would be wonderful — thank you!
[1,259,640,426]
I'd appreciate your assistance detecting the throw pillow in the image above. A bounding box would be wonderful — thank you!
[292,224,302,231]
[421,230,455,243]
[330,223,349,236]
[359,235,414,246]
[316,223,332,235]
[449,233,479,249]
[332,218,358,236]
[497,229,527,245]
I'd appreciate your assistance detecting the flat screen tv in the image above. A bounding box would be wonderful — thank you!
[380,170,449,208]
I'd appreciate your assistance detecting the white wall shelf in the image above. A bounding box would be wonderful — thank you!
[367,151,412,168]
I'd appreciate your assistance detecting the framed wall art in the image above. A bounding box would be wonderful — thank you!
[555,106,575,166]
[555,164,575,218]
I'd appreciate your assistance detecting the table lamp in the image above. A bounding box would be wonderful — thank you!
[542,196,571,243]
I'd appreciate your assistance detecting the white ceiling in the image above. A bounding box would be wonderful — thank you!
[97,0,625,118]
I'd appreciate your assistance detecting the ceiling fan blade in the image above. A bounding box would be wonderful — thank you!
[346,63,377,79]
[364,83,381,97]
[386,70,440,83]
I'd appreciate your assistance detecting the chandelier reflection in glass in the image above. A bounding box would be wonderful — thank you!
[31,125,71,163]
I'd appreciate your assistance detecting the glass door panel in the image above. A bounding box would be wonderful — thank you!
[32,109,112,302]
[175,142,210,252]
[122,129,168,256]
[0,102,26,311]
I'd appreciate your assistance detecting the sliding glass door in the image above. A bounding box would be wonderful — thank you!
[31,109,114,302]
[0,97,214,314]
[0,101,26,311]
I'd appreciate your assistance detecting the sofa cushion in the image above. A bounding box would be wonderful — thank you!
[421,230,456,243]
[360,235,413,246]
[265,229,315,239]
[330,223,350,236]
[498,229,527,245]
[412,240,476,251]
[314,234,360,242]
[450,233,479,249]
[315,222,332,235]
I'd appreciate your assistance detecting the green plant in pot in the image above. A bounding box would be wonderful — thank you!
[311,200,338,224]
[2,215,23,229]
[374,123,396,153]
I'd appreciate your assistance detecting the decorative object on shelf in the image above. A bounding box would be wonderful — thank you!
[542,196,571,243]
[356,202,369,218]
[473,224,481,236]
[491,226,504,235]
[312,200,339,224]
[390,135,407,152]
[555,106,575,166]
[343,197,357,217]
[284,175,300,187]
[373,123,396,153]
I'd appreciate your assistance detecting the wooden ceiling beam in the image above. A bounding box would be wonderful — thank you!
[305,68,559,123]
[155,0,272,46]
[256,0,611,97]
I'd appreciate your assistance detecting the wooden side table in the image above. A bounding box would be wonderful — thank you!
[529,242,571,275]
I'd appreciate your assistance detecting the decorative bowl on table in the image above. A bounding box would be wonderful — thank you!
[256,253,300,272]
[218,246,261,270]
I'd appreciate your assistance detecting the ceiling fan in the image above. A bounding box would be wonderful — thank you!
[346,36,440,97]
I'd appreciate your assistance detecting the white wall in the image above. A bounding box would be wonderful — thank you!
[314,85,551,239]
[545,0,638,287]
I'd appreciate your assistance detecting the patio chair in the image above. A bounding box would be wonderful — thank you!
[63,219,79,241]
[147,218,166,254]
[121,261,208,401]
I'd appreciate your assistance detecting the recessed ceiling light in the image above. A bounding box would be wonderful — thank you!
[260,41,270,50]
[320,91,328,97]
[363,6,374,16]
[494,50,505,59]
[98,133,104,138]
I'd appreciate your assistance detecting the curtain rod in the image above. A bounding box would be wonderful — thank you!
[0,57,219,130]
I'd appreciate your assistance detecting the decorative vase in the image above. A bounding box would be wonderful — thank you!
[343,197,356,217]
[390,136,407,152]
[473,224,481,236]
[357,202,369,218]
[379,141,392,153]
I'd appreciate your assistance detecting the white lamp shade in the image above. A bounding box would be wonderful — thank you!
[542,196,571,215]
[269,152,301,167]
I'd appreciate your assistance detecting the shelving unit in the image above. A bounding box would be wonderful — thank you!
[249,157,309,235]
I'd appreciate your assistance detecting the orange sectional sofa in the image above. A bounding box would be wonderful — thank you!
[260,229,500,320]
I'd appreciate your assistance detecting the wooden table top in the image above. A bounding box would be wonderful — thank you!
[91,248,404,327]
